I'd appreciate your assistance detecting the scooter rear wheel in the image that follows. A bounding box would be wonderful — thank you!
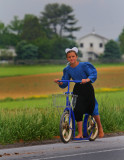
[83,115,98,141]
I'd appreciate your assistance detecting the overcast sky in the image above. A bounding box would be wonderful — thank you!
[0,0,124,40]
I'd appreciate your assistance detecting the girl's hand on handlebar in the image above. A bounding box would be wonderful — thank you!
[80,78,90,84]
[54,79,63,85]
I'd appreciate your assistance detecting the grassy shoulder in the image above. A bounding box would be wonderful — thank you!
[0,90,124,144]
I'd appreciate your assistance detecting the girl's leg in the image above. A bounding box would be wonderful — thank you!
[75,121,83,138]
[93,115,104,138]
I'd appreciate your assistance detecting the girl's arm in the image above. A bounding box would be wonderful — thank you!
[84,62,97,83]
[54,67,71,88]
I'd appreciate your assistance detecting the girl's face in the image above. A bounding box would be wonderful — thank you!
[66,51,78,65]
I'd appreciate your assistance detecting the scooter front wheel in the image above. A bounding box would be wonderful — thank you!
[59,111,73,143]
[83,115,98,141]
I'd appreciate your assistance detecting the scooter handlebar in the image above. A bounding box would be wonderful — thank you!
[58,80,81,83]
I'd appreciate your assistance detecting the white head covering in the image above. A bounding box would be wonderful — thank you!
[65,47,78,54]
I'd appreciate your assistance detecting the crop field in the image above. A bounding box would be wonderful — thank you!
[0,63,124,144]
[0,65,124,99]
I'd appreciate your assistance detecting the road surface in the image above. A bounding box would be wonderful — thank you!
[0,136,124,160]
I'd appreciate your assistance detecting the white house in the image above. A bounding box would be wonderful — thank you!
[77,32,109,61]
[0,47,16,63]
[0,47,16,57]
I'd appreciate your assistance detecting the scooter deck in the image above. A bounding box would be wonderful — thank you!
[72,137,89,141]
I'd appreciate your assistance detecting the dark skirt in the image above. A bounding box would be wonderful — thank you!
[73,82,95,122]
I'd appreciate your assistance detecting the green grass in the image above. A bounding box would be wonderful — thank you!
[96,91,124,133]
[92,62,124,68]
[0,90,124,109]
[96,90,124,106]
[0,63,124,77]
[0,108,59,144]
[0,97,52,109]
[0,91,124,144]
[0,64,65,77]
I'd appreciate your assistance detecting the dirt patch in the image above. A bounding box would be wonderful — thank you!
[0,72,63,99]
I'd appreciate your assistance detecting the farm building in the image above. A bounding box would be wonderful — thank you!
[0,47,16,57]
[77,32,109,61]
[0,47,16,62]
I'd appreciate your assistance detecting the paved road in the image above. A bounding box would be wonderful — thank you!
[0,136,124,160]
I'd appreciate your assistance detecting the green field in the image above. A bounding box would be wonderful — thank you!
[0,63,124,77]
[0,97,50,109]
[0,90,124,109]
[0,64,65,77]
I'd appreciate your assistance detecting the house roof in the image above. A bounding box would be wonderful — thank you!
[78,32,109,41]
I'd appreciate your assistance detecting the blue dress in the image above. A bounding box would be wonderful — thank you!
[59,62,99,116]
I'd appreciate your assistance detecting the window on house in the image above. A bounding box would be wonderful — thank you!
[99,43,103,48]
[80,43,83,47]
[88,52,93,55]
[88,57,92,61]
[90,43,93,47]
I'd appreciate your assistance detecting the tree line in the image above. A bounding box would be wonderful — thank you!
[0,3,124,61]
[99,29,124,61]
[0,3,81,60]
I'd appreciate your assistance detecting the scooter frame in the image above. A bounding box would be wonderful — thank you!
[58,80,98,143]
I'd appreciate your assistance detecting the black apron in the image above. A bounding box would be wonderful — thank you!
[73,82,95,121]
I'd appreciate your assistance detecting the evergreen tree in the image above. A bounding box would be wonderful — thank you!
[119,28,124,54]
[40,3,81,39]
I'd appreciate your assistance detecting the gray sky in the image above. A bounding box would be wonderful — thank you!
[0,0,124,40]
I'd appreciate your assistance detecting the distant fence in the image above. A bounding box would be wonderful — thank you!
[98,58,124,63]
[14,59,68,65]
[0,58,124,65]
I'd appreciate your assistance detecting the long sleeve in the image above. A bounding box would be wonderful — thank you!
[84,62,97,83]
[59,67,71,89]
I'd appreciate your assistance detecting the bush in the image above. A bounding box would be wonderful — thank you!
[16,41,38,60]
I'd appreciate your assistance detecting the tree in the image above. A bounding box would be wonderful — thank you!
[21,14,46,42]
[7,16,23,35]
[50,36,79,59]
[0,17,23,47]
[0,21,19,47]
[119,28,124,54]
[16,40,38,60]
[59,4,81,39]
[33,37,52,59]
[0,32,20,47]
[34,36,79,59]
[101,40,121,61]
[40,3,81,39]
[0,21,5,34]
